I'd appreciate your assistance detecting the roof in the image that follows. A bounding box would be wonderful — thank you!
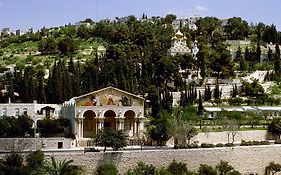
[256,106,281,111]
[204,107,222,112]
[74,86,145,101]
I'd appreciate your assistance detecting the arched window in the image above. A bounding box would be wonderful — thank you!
[2,108,7,116]
[15,108,20,117]
[23,108,28,115]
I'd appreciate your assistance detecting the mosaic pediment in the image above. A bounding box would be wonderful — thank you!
[75,87,144,107]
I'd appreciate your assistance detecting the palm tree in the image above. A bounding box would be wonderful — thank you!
[44,156,81,175]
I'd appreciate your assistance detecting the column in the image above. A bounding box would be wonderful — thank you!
[116,120,119,130]
[134,118,138,135]
[77,122,80,138]
[81,120,84,138]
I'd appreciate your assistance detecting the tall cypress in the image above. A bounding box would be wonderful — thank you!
[37,69,46,104]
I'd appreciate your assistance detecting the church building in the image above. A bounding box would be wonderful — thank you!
[62,87,145,146]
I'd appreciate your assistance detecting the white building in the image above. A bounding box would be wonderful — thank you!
[204,106,281,119]
[0,100,61,123]
[62,86,146,146]
[168,30,191,56]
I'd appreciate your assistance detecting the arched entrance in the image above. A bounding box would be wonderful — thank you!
[83,110,97,138]
[124,110,135,136]
[104,110,116,130]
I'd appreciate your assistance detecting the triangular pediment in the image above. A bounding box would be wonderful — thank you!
[75,86,144,107]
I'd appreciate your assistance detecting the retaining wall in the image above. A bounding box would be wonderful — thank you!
[53,145,281,175]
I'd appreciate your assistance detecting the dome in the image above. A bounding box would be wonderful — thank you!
[171,36,177,40]
[175,30,184,37]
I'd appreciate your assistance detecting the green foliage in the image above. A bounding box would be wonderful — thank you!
[94,129,127,151]
[37,118,69,137]
[95,163,118,175]
[267,118,281,139]
[198,164,217,175]
[215,161,234,175]
[26,150,45,170]
[167,160,188,175]
[201,143,215,148]
[265,162,281,175]
[149,111,172,146]
[0,153,28,175]
[0,115,33,138]
[44,156,82,175]
[126,162,157,175]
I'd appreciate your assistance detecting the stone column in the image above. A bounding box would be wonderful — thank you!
[134,118,138,135]
[138,116,145,136]
[97,118,104,130]
[81,119,84,138]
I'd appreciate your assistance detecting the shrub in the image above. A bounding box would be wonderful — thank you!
[274,139,281,144]
[225,143,235,147]
[188,143,200,149]
[95,163,118,175]
[126,162,157,175]
[216,143,224,147]
[201,143,215,148]
[167,160,188,175]
[260,141,270,145]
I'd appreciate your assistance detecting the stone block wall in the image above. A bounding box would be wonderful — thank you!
[54,145,281,175]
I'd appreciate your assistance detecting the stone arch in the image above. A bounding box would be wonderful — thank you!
[124,110,136,136]
[83,110,97,138]
[104,110,117,130]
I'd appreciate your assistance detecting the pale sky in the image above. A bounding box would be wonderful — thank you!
[0,0,280,31]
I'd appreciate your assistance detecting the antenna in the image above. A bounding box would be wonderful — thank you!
[96,0,99,21]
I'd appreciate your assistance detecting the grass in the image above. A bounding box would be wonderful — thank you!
[0,38,104,69]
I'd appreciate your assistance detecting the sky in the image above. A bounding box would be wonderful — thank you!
[0,0,281,31]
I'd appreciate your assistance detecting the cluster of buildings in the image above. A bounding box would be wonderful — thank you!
[0,28,33,36]
[0,87,145,147]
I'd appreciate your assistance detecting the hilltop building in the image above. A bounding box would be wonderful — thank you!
[168,30,191,56]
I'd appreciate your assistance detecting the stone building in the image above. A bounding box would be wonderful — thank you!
[168,30,191,56]
[0,100,61,122]
[62,87,145,146]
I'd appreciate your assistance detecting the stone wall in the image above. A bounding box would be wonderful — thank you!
[166,130,268,146]
[0,138,75,151]
[54,145,281,175]
[192,130,267,144]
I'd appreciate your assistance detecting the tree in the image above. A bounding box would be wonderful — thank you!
[44,156,81,175]
[26,150,45,174]
[126,162,157,175]
[0,153,28,175]
[265,162,281,175]
[38,36,57,55]
[149,111,171,146]
[58,36,78,55]
[95,164,118,175]
[224,17,249,40]
[198,164,217,175]
[215,161,234,175]
[274,44,281,74]
[214,80,221,99]
[94,129,127,152]
[163,14,176,24]
[167,160,189,175]
[268,118,281,139]
[197,92,204,116]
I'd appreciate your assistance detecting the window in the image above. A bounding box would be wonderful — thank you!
[2,108,7,116]
[15,108,20,117]
[58,142,63,149]
[23,108,27,115]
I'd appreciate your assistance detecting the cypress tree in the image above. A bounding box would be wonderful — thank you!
[37,69,46,104]
[197,92,204,116]
[274,44,281,75]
